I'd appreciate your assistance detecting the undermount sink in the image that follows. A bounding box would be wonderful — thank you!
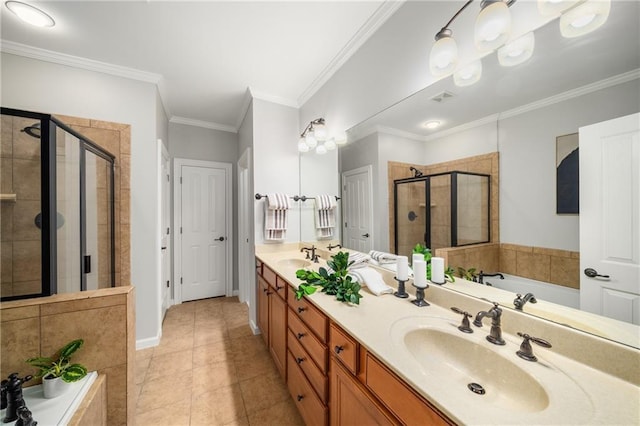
[276,258,311,269]
[403,327,549,412]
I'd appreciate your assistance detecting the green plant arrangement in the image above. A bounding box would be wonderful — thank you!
[295,251,363,305]
[26,338,88,383]
[457,266,478,281]
[412,243,455,282]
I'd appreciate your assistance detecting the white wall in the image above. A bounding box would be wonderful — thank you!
[1,53,163,346]
[252,98,300,244]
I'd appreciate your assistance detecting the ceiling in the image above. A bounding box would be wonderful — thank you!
[0,0,400,132]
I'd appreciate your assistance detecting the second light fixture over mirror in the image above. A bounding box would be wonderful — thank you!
[298,117,347,155]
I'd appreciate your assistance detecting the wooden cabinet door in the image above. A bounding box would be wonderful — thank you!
[269,290,287,379]
[257,275,270,346]
[330,358,398,426]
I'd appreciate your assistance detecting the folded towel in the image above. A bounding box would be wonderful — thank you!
[267,193,291,210]
[264,196,289,241]
[347,252,371,270]
[349,267,394,296]
[368,250,398,264]
[315,195,336,239]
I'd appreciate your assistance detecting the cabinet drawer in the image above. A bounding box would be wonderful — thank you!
[288,310,328,374]
[287,287,328,342]
[262,264,277,287]
[288,329,328,404]
[274,276,288,300]
[330,323,359,375]
[287,351,328,426]
[365,353,453,426]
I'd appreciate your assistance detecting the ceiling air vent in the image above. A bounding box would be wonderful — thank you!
[430,91,455,103]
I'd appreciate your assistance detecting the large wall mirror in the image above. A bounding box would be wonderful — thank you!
[338,2,639,348]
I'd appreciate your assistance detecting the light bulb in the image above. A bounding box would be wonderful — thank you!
[454,60,483,87]
[313,123,327,141]
[334,132,348,145]
[324,138,336,150]
[475,1,511,51]
[429,33,458,76]
[5,1,55,27]
[498,32,535,67]
[537,0,579,16]
[298,139,309,153]
[305,132,317,148]
[560,0,610,38]
[315,144,327,155]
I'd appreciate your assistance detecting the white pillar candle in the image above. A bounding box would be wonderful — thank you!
[396,256,408,281]
[431,257,445,284]
[412,253,424,266]
[413,259,427,288]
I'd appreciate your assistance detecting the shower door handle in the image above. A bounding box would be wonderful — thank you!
[83,255,91,274]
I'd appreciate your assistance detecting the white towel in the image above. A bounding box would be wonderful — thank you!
[368,250,398,264]
[314,195,336,239]
[347,252,371,270]
[264,193,290,241]
[349,267,394,296]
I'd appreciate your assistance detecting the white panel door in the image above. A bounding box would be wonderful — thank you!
[342,166,373,252]
[181,165,227,301]
[160,145,171,318]
[580,113,640,324]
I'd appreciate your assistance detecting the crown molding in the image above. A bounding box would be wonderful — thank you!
[235,87,255,131]
[250,89,298,109]
[297,0,405,107]
[1,40,162,84]
[170,116,237,133]
[376,125,425,142]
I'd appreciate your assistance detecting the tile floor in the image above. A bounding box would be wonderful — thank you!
[135,296,305,426]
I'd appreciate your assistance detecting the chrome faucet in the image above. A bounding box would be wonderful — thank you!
[473,302,506,345]
[300,245,319,263]
[514,293,537,311]
[477,271,504,285]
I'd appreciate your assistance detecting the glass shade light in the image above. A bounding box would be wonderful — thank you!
[313,122,327,141]
[498,32,535,67]
[5,1,55,27]
[429,33,458,76]
[454,59,483,87]
[537,0,579,16]
[560,0,610,38]
[298,138,309,153]
[423,120,442,130]
[474,1,511,51]
[334,132,348,145]
[315,144,327,155]
[305,131,317,148]
[324,138,336,151]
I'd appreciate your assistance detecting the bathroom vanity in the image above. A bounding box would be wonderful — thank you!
[256,244,639,425]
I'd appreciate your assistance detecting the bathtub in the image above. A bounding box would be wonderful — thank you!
[483,273,580,309]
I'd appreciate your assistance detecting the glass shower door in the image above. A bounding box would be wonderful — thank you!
[395,178,428,258]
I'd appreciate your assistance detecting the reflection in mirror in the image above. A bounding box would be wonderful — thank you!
[341,2,640,348]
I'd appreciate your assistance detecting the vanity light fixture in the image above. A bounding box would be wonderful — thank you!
[324,138,337,151]
[559,0,610,38]
[454,59,483,86]
[497,32,535,67]
[537,0,580,16]
[299,117,342,154]
[5,1,55,27]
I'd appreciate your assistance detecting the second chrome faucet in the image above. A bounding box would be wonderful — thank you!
[473,302,506,345]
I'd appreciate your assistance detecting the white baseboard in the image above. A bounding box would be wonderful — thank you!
[232,289,239,297]
[249,319,261,336]
[136,335,160,350]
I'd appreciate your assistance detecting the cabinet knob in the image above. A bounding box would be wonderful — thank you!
[297,332,306,340]
[296,357,304,365]
[276,285,283,291]
[334,345,344,354]
[297,394,304,402]
[297,307,307,313]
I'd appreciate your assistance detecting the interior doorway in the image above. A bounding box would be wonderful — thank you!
[342,166,374,252]
[173,159,233,303]
[159,141,171,320]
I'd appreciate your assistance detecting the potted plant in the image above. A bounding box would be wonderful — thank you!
[25,338,88,399]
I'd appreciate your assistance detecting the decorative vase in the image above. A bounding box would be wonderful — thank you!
[42,376,69,399]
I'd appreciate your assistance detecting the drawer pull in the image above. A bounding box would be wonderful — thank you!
[334,345,344,354]
[296,357,305,364]
[265,290,273,295]
[297,394,304,402]
[297,307,307,313]
[297,332,306,340]
[276,285,284,290]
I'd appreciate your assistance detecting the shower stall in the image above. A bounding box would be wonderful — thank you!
[394,171,491,258]
[1,108,115,301]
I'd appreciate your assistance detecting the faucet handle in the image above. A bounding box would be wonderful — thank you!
[516,332,552,362]
[450,307,473,333]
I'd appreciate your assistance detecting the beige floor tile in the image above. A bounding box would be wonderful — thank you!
[135,346,155,361]
[190,383,247,425]
[192,361,238,396]
[193,339,233,366]
[234,350,277,382]
[223,417,249,426]
[137,370,192,413]
[194,324,229,347]
[227,322,254,340]
[155,331,195,356]
[247,399,304,426]
[239,371,290,415]
[135,356,151,385]
[146,348,193,382]
[230,335,268,357]
[136,398,191,426]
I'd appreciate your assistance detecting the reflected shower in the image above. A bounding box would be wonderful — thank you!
[21,122,41,138]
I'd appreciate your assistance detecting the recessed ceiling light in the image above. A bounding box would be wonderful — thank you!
[423,120,441,130]
[5,1,55,28]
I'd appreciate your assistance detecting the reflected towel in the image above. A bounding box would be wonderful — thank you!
[368,250,398,264]
[349,267,394,296]
[347,252,371,270]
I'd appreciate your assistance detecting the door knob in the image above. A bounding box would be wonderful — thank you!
[584,268,610,279]
[215,237,225,241]
[362,233,369,238]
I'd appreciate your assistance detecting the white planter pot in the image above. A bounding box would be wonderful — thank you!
[42,376,70,399]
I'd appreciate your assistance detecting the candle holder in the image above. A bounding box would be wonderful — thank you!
[412,283,430,307]
[393,277,409,298]
[429,279,445,286]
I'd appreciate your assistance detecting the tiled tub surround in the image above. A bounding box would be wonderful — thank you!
[257,244,639,425]
[0,286,135,425]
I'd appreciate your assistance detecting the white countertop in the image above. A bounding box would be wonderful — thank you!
[256,246,640,425]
